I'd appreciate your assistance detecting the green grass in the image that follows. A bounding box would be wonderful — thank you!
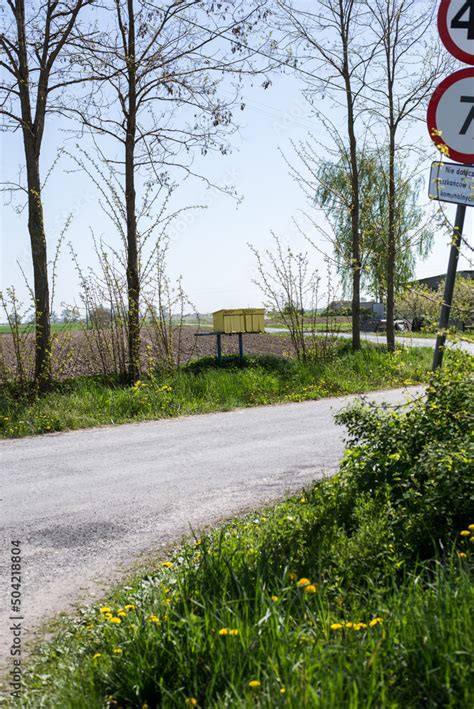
[0,343,432,438]
[12,353,473,708]
[0,322,83,335]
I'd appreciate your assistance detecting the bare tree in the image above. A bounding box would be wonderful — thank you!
[365,0,451,351]
[0,0,93,391]
[68,0,269,383]
[249,234,320,360]
[273,0,376,351]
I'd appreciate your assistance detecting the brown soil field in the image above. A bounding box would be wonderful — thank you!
[0,327,296,382]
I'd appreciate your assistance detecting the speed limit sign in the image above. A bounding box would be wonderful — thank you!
[438,0,474,64]
[427,68,474,163]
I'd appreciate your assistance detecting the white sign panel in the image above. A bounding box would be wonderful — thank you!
[428,161,474,206]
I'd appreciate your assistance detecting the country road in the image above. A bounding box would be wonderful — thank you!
[265,328,474,354]
[0,386,422,666]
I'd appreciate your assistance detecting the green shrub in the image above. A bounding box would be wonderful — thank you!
[336,350,474,561]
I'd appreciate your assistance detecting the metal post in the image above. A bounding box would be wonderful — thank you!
[432,203,466,371]
[238,332,244,363]
[216,333,222,365]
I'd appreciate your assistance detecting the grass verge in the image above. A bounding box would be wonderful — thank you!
[0,342,432,439]
[6,351,473,708]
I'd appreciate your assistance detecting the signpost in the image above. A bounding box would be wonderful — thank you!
[428,0,474,370]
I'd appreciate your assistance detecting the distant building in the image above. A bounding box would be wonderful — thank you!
[414,270,474,292]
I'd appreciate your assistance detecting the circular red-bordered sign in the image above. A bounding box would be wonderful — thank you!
[427,68,474,164]
[438,0,474,64]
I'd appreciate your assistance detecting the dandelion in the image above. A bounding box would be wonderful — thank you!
[125,604,136,610]
[460,530,471,537]
[369,618,383,627]
[345,622,353,629]
[330,623,343,631]
[248,680,261,688]
[113,648,123,655]
[104,612,113,620]
[229,629,239,636]
[92,653,101,660]
[100,607,111,614]
[185,699,198,707]
[271,595,279,602]
[117,610,127,617]
[287,572,297,582]
[149,615,160,624]
[468,524,474,531]
[297,578,311,587]
[280,687,286,694]
[218,628,229,636]
[299,497,306,503]
[458,552,467,559]
[110,617,121,624]
[303,584,317,594]
[353,622,367,631]
[161,561,173,568]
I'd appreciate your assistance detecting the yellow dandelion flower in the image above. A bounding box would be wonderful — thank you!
[345,622,353,629]
[110,617,121,624]
[92,652,102,660]
[457,552,467,559]
[161,561,173,568]
[287,572,297,582]
[100,607,111,614]
[353,622,367,631]
[271,595,279,602]
[218,628,229,636]
[303,584,317,594]
[369,618,383,627]
[149,615,160,624]
[330,623,343,630]
[117,610,127,617]
[124,604,135,610]
[280,687,286,694]
[299,497,306,503]
[468,524,474,531]
[460,530,471,537]
[104,612,113,620]
[229,629,239,636]
[248,680,261,688]
[297,577,311,587]
[185,699,198,707]
[113,648,123,655]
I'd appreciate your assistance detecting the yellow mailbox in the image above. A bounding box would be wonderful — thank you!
[213,308,265,334]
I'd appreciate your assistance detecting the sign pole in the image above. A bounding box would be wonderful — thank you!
[432,202,466,370]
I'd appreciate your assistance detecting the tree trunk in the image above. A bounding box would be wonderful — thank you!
[16,0,51,392]
[340,0,361,352]
[125,0,140,384]
[386,129,396,353]
[345,88,361,351]
[25,149,52,390]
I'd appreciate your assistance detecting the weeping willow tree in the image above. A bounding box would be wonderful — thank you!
[315,148,434,310]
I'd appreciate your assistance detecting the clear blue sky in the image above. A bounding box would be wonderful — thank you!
[1,69,472,317]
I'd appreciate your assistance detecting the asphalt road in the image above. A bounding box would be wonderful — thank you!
[266,328,474,354]
[0,386,422,666]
